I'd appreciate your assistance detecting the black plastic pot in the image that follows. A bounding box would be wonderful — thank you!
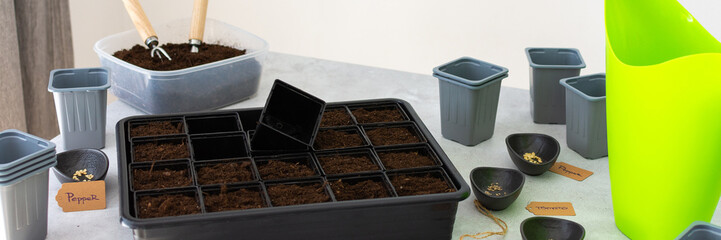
[115,99,469,240]
[251,80,326,150]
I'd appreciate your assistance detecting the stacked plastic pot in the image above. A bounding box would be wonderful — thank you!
[0,129,57,240]
[433,57,509,146]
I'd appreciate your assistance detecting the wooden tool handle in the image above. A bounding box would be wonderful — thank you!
[189,0,209,42]
[122,0,157,43]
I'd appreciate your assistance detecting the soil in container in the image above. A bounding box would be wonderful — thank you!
[390,173,454,196]
[378,151,436,170]
[267,183,330,206]
[133,141,189,162]
[320,109,353,127]
[257,160,315,180]
[317,154,378,174]
[366,127,421,146]
[133,167,192,190]
[196,161,254,185]
[351,107,404,123]
[113,43,246,71]
[313,129,364,150]
[203,185,265,212]
[130,121,184,138]
[330,179,389,201]
[137,193,200,218]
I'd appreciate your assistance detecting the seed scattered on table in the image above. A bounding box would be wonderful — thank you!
[523,152,543,164]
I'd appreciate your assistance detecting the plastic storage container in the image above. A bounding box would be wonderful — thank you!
[115,99,469,240]
[0,129,57,240]
[676,221,721,240]
[94,18,268,114]
[48,68,110,150]
[525,48,586,124]
[560,73,607,159]
[433,57,509,146]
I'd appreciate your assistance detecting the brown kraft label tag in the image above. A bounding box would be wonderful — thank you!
[526,202,576,216]
[549,162,593,181]
[55,180,106,212]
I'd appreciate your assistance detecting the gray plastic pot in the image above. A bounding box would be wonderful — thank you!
[48,68,110,150]
[560,73,607,159]
[433,57,508,146]
[0,129,56,240]
[676,221,721,240]
[525,48,586,124]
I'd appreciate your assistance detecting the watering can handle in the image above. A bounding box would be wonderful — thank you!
[122,0,158,46]
[190,0,208,43]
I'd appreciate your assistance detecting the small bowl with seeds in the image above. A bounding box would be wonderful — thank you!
[505,133,560,176]
[52,148,109,183]
[470,167,525,211]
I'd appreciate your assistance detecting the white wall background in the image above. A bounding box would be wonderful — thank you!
[69,0,721,90]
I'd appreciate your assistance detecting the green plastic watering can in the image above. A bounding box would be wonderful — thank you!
[606,0,721,239]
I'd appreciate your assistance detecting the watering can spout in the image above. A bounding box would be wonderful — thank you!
[606,0,721,66]
[606,0,721,239]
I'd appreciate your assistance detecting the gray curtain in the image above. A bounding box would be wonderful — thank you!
[0,0,73,139]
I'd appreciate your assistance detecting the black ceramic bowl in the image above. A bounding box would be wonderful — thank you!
[52,148,109,183]
[470,167,525,211]
[505,133,560,176]
[521,217,585,240]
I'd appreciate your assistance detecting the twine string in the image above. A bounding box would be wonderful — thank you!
[459,200,508,240]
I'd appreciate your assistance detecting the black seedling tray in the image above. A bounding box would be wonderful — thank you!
[116,99,470,240]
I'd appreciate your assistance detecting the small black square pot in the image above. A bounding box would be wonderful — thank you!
[191,133,249,161]
[185,114,242,135]
[134,187,203,219]
[254,153,322,181]
[255,79,325,147]
[200,183,269,213]
[315,148,382,176]
[327,174,396,201]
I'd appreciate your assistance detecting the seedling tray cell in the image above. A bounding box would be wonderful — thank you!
[116,99,469,240]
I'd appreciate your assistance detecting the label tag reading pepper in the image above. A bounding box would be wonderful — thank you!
[549,162,593,181]
[55,180,106,212]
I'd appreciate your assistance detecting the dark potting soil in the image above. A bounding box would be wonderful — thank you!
[137,194,200,218]
[351,108,404,123]
[113,43,246,71]
[133,142,189,162]
[331,179,389,201]
[320,109,353,127]
[130,121,184,138]
[267,183,330,206]
[133,168,192,190]
[258,160,315,180]
[196,161,254,185]
[366,127,420,146]
[203,185,265,212]
[317,154,378,174]
[390,174,454,196]
[378,151,436,169]
[313,129,364,150]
